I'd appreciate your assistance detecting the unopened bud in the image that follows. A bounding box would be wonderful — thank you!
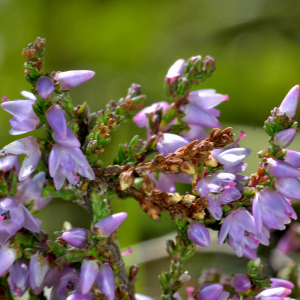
[141,174,156,196]
[178,271,190,283]
[119,168,135,190]
[179,161,196,175]
[165,193,182,204]
[204,156,218,168]
[182,194,196,204]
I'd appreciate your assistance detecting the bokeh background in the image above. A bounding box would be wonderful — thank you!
[1,0,300,298]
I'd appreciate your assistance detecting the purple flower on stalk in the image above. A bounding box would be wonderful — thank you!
[37,76,55,99]
[53,70,95,91]
[62,228,88,249]
[231,274,251,292]
[0,136,41,181]
[187,223,210,247]
[197,173,241,220]
[273,128,296,148]
[81,259,99,294]
[0,243,17,276]
[265,158,300,178]
[197,283,229,300]
[9,258,30,297]
[49,144,95,190]
[218,208,257,257]
[1,92,39,135]
[284,149,300,168]
[0,155,20,175]
[180,124,209,143]
[157,133,189,156]
[93,212,127,237]
[0,197,40,245]
[253,188,297,234]
[95,263,115,300]
[15,172,52,211]
[278,85,299,118]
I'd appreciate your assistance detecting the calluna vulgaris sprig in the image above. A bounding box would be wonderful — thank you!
[0,37,299,300]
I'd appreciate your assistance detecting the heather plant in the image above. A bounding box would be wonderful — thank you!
[0,37,299,300]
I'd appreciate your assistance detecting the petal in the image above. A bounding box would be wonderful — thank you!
[1,100,35,119]
[21,91,36,101]
[53,166,66,190]
[46,105,68,140]
[234,209,256,234]
[81,259,99,294]
[37,76,55,99]
[19,151,41,181]
[253,194,263,234]
[21,206,40,232]
[218,214,233,246]
[49,144,61,177]
[197,283,223,300]
[266,158,300,178]
[218,148,251,168]
[279,85,299,118]
[29,253,50,289]
[180,124,209,142]
[96,263,115,300]
[0,244,17,276]
[53,127,80,148]
[275,177,300,200]
[284,149,300,168]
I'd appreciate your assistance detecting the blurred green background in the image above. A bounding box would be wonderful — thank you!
[1,0,300,298]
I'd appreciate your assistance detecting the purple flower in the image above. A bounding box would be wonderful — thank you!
[166,59,185,84]
[15,172,52,211]
[67,292,93,300]
[197,283,229,300]
[51,267,81,299]
[256,287,292,299]
[265,158,300,178]
[46,105,68,140]
[9,258,30,297]
[273,128,296,148]
[62,228,88,249]
[274,177,300,200]
[93,212,127,237]
[276,223,300,254]
[49,144,95,190]
[53,70,95,91]
[270,278,294,290]
[37,76,55,99]
[0,155,20,175]
[0,197,40,244]
[218,208,257,257]
[0,243,17,276]
[197,173,241,220]
[1,93,39,135]
[278,85,299,118]
[231,274,251,292]
[253,188,297,234]
[95,263,115,300]
[157,133,189,156]
[29,253,50,291]
[187,223,210,247]
[81,259,99,294]
[133,101,170,128]
[284,149,300,168]
[0,137,41,181]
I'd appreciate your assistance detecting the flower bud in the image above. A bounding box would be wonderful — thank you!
[179,161,196,175]
[95,263,115,300]
[231,274,251,292]
[265,158,300,178]
[197,283,223,300]
[37,76,55,99]
[188,223,210,247]
[165,192,182,204]
[278,85,299,118]
[62,228,88,248]
[273,128,296,148]
[93,212,127,237]
[9,258,30,297]
[53,70,95,91]
[29,253,50,290]
[46,105,68,140]
[119,168,134,190]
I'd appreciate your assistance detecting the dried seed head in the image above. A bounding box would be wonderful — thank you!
[182,194,196,204]
[119,167,135,190]
[179,161,196,175]
[165,192,183,204]
[192,212,205,220]
[204,156,218,168]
